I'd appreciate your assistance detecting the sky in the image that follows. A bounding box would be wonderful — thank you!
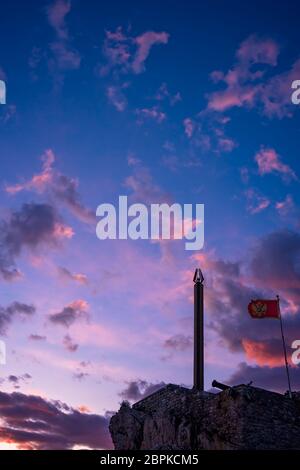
[0,0,300,450]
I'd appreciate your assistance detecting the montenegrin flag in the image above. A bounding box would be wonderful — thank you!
[248,299,280,319]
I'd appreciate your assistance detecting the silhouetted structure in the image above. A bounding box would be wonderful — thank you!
[110,383,300,450]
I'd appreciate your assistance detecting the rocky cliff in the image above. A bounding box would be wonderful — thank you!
[109,383,300,450]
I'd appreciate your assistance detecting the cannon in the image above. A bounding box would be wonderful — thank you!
[212,380,230,391]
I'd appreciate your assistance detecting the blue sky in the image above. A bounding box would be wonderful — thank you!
[0,0,300,449]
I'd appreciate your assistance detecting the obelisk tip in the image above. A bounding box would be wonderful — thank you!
[193,268,204,284]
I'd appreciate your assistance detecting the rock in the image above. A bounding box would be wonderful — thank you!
[109,384,300,450]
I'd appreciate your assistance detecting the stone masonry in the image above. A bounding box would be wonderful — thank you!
[109,383,300,450]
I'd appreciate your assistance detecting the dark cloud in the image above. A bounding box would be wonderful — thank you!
[206,229,300,369]
[164,334,192,352]
[28,334,47,341]
[57,266,88,284]
[0,301,36,335]
[79,360,91,368]
[207,270,265,353]
[250,230,300,305]
[52,174,95,224]
[73,372,89,381]
[0,390,112,449]
[49,300,88,327]
[227,362,300,394]
[63,334,78,352]
[7,373,32,389]
[0,203,71,281]
[119,380,166,402]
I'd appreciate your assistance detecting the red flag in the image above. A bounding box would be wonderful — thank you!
[248,299,280,319]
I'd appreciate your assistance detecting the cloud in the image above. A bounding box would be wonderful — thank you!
[57,266,88,285]
[245,188,270,214]
[207,34,300,119]
[73,372,89,381]
[236,35,279,66]
[4,203,73,250]
[119,380,166,402]
[255,147,297,181]
[155,83,181,106]
[0,390,112,449]
[63,334,78,352]
[183,111,236,155]
[49,300,89,327]
[6,149,95,224]
[100,27,169,110]
[28,334,47,342]
[101,27,169,76]
[29,1,80,87]
[132,31,169,73]
[183,118,195,138]
[207,35,279,113]
[106,85,128,112]
[228,362,300,393]
[124,158,170,204]
[242,338,285,367]
[46,0,81,73]
[260,58,300,118]
[0,202,73,280]
[195,231,300,374]
[250,230,300,304]
[275,195,295,217]
[0,302,35,335]
[6,374,32,390]
[163,334,192,352]
[135,106,166,124]
[46,0,71,40]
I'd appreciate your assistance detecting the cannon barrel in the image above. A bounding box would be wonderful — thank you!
[212,380,230,391]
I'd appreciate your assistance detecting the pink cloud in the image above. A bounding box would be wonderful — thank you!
[255,147,297,180]
[6,149,95,224]
[183,118,195,138]
[124,159,170,204]
[208,86,257,112]
[205,34,300,118]
[242,339,285,367]
[217,137,236,153]
[183,110,236,155]
[43,0,81,81]
[57,266,88,285]
[135,106,166,124]
[275,195,295,216]
[207,34,280,111]
[260,58,300,118]
[245,188,270,214]
[6,149,54,195]
[236,35,279,66]
[101,28,169,76]
[46,0,71,40]
[132,31,169,74]
[53,222,74,239]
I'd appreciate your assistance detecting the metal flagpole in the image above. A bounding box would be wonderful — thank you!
[193,268,204,391]
[277,295,292,399]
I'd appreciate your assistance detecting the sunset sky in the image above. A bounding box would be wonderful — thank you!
[1,0,300,449]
